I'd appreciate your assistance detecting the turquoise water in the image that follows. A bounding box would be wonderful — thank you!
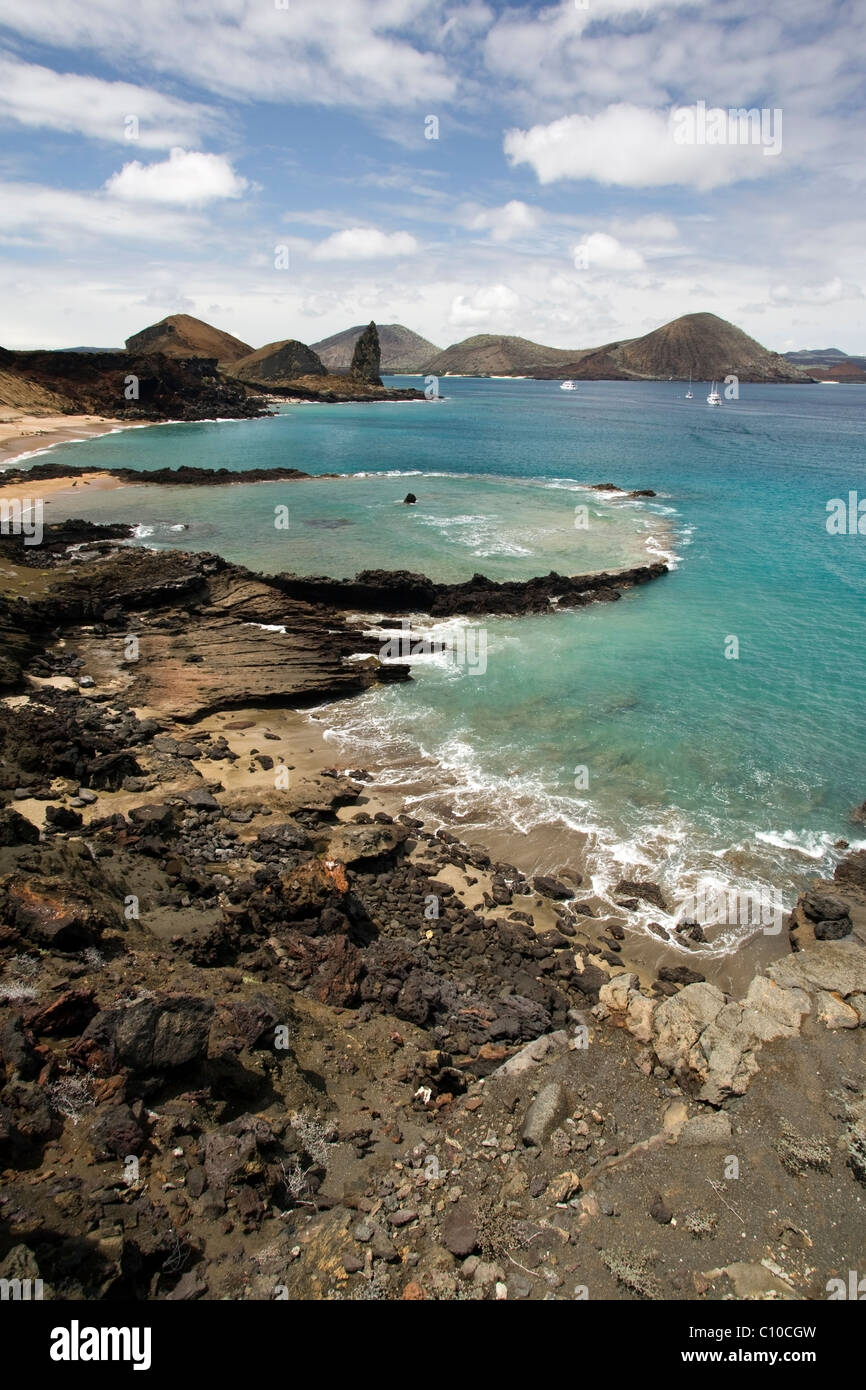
[13,378,866,938]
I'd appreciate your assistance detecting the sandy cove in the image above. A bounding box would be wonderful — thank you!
[0,413,132,466]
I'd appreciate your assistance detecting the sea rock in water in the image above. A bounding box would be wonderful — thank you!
[403,493,417,504]
[350,321,384,386]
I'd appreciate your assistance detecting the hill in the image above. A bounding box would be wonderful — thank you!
[0,348,265,420]
[125,314,253,364]
[425,314,812,383]
[423,334,576,377]
[231,340,327,386]
[783,348,866,382]
[311,323,440,374]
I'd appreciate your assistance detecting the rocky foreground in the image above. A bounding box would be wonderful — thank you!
[0,530,863,1302]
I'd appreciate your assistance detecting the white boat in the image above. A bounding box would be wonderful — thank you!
[685,372,693,399]
[707,381,722,406]
[560,380,577,391]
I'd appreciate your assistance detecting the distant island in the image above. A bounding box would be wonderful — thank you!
[2,310,861,436]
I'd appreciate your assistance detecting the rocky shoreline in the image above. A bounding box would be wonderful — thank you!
[0,527,864,1302]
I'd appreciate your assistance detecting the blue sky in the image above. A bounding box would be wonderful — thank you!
[0,0,863,353]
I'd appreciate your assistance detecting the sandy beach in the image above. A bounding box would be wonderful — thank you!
[0,412,128,466]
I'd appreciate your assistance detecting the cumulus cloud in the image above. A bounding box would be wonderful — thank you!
[467,200,540,241]
[505,104,787,191]
[0,180,200,245]
[311,227,420,260]
[449,283,520,326]
[0,56,212,148]
[105,149,247,205]
[572,232,645,271]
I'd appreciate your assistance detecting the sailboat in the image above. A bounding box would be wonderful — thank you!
[685,373,693,399]
[707,380,722,406]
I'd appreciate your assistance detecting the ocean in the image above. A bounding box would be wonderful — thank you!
[16,376,866,953]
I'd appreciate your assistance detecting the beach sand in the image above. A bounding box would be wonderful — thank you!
[0,471,126,505]
[0,412,129,466]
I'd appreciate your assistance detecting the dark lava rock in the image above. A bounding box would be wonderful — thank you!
[813,916,853,941]
[89,1103,147,1160]
[657,965,705,986]
[0,1016,40,1080]
[650,1193,673,1224]
[0,808,39,846]
[44,804,83,831]
[614,879,668,911]
[1,876,110,948]
[24,988,97,1037]
[802,891,851,922]
[533,875,573,900]
[80,994,214,1073]
[87,751,142,790]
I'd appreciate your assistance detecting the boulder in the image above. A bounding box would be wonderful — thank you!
[614,879,668,911]
[326,822,408,866]
[89,1103,147,1160]
[81,994,214,1073]
[522,1081,568,1147]
[767,940,866,1000]
[0,808,39,846]
[532,875,573,900]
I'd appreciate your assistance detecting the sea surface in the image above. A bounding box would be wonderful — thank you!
[13,377,866,952]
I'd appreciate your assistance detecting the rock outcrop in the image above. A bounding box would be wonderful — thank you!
[349,322,384,386]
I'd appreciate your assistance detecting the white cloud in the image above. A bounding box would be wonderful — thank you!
[0,179,200,245]
[573,232,645,271]
[105,148,247,205]
[769,278,859,306]
[505,104,788,191]
[467,200,540,242]
[0,0,459,110]
[449,283,520,327]
[612,214,679,243]
[0,56,212,148]
[311,227,420,260]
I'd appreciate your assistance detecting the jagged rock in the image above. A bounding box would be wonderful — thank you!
[80,994,214,1073]
[814,991,860,1029]
[0,875,111,948]
[203,1114,276,1191]
[532,875,573,900]
[24,988,97,1037]
[599,973,638,1013]
[768,940,866,1001]
[349,322,383,386]
[326,822,409,865]
[614,879,668,911]
[87,752,142,790]
[0,809,39,846]
[0,1016,40,1080]
[835,851,866,890]
[89,1103,147,1160]
[653,982,726,1080]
